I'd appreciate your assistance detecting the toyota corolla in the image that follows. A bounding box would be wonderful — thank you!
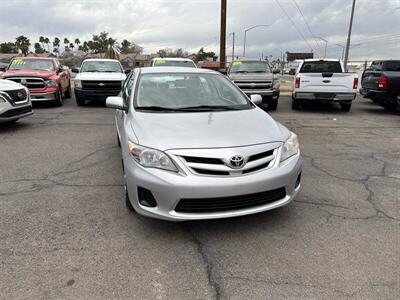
[106,67,302,221]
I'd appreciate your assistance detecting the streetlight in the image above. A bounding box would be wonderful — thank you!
[243,24,272,57]
[229,32,235,61]
[336,43,360,60]
[313,36,328,58]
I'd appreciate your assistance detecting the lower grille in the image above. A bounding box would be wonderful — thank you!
[82,81,122,90]
[175,187,286,213]
[1,106,32,118]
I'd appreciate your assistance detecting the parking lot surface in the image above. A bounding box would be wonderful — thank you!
[1,96,399,299]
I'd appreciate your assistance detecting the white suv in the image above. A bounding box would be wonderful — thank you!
[0,79,33,123]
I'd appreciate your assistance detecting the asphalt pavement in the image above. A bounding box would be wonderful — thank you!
[0,95,399,299]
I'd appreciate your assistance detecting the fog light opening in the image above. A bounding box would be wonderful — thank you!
[137,187,157,207]
[295,173,301,188]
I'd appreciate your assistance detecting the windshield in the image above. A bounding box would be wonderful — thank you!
[383,61,400,72]
[8,59,54,71]
[229,61,271,73]
[135,73,252,112]
[153,59,197,68]
[80,61,122,73]
[300,61,342,73]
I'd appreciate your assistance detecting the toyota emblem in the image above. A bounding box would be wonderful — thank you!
[229,155,245,169]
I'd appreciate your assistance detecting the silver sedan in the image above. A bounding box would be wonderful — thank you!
[106,67,302,221]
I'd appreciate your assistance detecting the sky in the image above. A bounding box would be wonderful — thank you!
[0,0,399,61]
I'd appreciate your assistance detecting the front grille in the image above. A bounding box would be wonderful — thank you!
[180,148,277,176]
[6,77,46,89]
[234,80,272,90]
[175,187,286,213]
[0,105,32,118]
[0,89,28,105]
[81,81,122,90]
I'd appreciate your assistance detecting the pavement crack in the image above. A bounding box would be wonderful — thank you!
[183,224,221,300]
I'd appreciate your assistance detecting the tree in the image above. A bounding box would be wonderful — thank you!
[69,43,74,51]
[39,36,45,49]
[119,39,143,55]
[34,42,46,54]
[15,35,31,56]
[0,42,18,53]
[53,37,60,55]
[90,31,116,54]
[194,48,216,62]
[44,37,50,52]
[74,38,80,48]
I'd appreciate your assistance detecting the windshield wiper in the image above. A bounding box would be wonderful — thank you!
[135,105,242,112]
[234,70,249,73]
[177,105,242,111]
[252,70,267,73]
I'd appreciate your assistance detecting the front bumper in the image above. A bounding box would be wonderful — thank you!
[75,88,121,101]
[0,103,33,122]
[293,92,356,101]
[243,89,280,100]
[30,91,58,101]
[124,152,302,221]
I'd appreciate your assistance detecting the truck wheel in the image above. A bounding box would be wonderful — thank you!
[268,99,278,111]
[64,83,71,99]
[55,90,63,107]
[76,96,85,106]
[292,98,301,110]
[340,103,352,112]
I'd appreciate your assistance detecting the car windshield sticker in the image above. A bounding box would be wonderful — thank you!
[11,59,25,65]
[232,61,242,66]
[155,60,166,65]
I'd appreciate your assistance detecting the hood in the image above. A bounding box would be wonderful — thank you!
[2,69,55,79]
[76,72,126,81]
[130,108,289,150]
[229,72,274,81]
[0,79,26,91]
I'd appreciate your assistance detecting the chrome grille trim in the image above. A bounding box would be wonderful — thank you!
[6,77,46,90]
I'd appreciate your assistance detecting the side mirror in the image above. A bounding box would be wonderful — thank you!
[289,69,296,75]
[71,68,79,73]
[218,69,227,75]
[273,69,280,74]
[124,69,131,74]
[106,96,126,110]
[0,67,6,72]
[250,94,262,105]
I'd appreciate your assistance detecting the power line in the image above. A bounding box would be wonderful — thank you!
[274,0,314,52]
[292,0,321,52]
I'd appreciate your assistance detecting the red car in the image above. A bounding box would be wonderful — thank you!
[0,57,71,106]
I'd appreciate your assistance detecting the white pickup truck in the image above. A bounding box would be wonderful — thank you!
[292,59,358,111]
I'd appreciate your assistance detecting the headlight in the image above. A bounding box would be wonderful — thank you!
[74,79,82,88]
[45,80,57,87]
[128,141,178,172]
[281,132,299,162]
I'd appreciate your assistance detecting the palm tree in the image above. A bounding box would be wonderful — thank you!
[74,38,80,48]
[15,35,31,56]
[39,36,45,49]
[53,37,60,56]
[69,43,74,52]
[44,37,50,52]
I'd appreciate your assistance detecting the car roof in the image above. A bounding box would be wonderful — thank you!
[302,59,341,62]
[140,67,217,74]
[16,57,55,61]
[82,58,120,62]
[152,57,194,62]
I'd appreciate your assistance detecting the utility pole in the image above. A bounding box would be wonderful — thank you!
[344,0,356,71]
[229,32,235,61]
[220,0,227,70]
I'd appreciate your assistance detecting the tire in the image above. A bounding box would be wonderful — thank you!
[292,98,301,110]
[76,96,85,106]
[54,90,63,107]
[125,188,135,212]
[268,99,278,111]
[340,103,352,112]
[64,82,71,99]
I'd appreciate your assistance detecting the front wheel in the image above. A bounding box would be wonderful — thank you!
[64,82,71,99]
[76,96,85,106]
[268,99,278,111]
[340,102,352,112]
[292,98,301,110]
[54,90,63,107]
